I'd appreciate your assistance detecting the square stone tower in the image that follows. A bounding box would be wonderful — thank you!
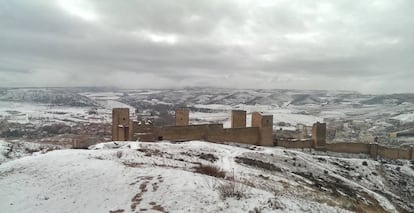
[252,112,274,146]
[112,108,131,141]
[231,110,246,128]
[312,122,326,148]
[175,108,189,126]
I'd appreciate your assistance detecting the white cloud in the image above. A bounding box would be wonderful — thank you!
[57,0,98,22]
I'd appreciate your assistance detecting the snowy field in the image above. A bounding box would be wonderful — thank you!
[190,104,324,129]
[0,101,103,125]
[0,96,133,125]
[1,140,413,212]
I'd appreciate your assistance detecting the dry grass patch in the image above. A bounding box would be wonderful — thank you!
[152,204,167,212]
[217,180,247,200]
[194,164,225,178]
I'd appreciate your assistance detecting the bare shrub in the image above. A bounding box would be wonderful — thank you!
[203,176,219,190]
[249,207,262,213]
[217,180,246,200]
[194,164,225,178]
[151,204,167,212]
[4,144,13,159]
[24,147,40,154]
[116,151,123,158]
[267,197,285,210]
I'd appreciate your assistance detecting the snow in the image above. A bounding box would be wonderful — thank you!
[392,113,414,123]
[273,113,322,126]
[0,145,273,213]
[0,140,63,164]
[0,101,105,125]
[1,140,411,212]
[189,104,323,128]
[80,92,124,100]
[193,104,235,111]
[189,112,229,124]
[97,100,135,111]
[320,111,347,118]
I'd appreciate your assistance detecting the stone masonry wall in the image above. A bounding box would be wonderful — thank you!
[207,127,260,144]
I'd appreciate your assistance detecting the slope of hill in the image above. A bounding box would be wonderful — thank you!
[0,88,99,107]
[1,141,412,213]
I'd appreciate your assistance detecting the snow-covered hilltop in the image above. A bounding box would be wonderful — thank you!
[1,141,413,212]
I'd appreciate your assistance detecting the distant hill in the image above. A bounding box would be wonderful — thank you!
[361,94,414,105]
[0,88,99,107]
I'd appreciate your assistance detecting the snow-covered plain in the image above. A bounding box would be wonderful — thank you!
[1,140,413,213]
[0,100,109,125]
[0,92,132,125]
[392,113,414,124]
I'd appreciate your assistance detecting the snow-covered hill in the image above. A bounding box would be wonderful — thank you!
[2,87,413,131]
[0,88,99,107]
[1,141,413,213]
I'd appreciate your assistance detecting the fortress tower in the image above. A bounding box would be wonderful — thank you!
[175,108,189,126]
[312,122,326,148]
[231,110,246,128]
[112,108,131,141]
[252,112,274,146]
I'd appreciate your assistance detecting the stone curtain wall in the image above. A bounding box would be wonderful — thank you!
[276,139,312,149]
[276,140,414,160]
[324,143,414,160]
[207,127,260,144]
[157,124,222,141]
[112,108,413,160]
[325,142,370,154]
[157,124,260,145]
[376,145,412,160]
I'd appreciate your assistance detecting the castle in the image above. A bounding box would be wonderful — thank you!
[112,108,414,160]
[112,108,327,147]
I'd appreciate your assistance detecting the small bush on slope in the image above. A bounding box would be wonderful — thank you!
[217,180,246,200]
[194,164,226,178]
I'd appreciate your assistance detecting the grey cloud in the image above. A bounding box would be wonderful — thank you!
[0,0,413,93]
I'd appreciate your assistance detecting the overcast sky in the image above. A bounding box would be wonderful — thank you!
[0,0,413,93]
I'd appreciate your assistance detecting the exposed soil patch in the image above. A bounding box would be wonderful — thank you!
[293,171,389,212]
[235,156,282,172]
[314,157,327,162]
[123,162,145,168]
[380,164,414,211]
[178,151,218,162]
[197,153,218,162]
[137,148,171,158]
